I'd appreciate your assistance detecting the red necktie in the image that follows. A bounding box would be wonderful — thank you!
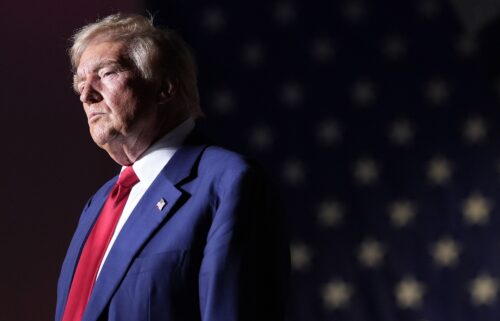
[62,166,139,321]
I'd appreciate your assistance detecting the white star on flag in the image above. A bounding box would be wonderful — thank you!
[274,2,297,25]
[425,78,450,106]
[290,243,312,271]
[317,200,344,228]
[389,119,415,146]
[463,116,487,143]
[463,193,492,225]
[418,0,441,19]
[382,35,407,60]
[282,159,306,186]
[211,90,236,114]
[470,274,499,306]
[248,124,274,151]
[395,277,425,309]
[427,156,452,185]
[343,0,367,22]
[201,7,226,33]
[242,42,265,67]
[389,200,417,228]
[311,37,334,63]
[322,279,354,310]
[358,238,385,268]
[280,82,304,108]
[353,157,379,185]
[430,236,461,268]
[316,119,342,146]
[351,79,376,106]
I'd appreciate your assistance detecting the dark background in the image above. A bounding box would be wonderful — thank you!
[0,1,138,320]
[4,0,500,320]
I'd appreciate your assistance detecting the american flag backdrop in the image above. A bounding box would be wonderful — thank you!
[145,0,500,320]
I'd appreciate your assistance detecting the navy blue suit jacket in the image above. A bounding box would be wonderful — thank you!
[55,130,290,321]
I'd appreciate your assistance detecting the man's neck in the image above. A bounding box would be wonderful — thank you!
[102,114,192,166]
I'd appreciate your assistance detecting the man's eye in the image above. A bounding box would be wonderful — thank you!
[102,71,116,78]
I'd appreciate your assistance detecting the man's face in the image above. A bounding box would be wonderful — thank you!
[75,40,156,149]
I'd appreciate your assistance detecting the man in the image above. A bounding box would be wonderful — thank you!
[55,13,289,321]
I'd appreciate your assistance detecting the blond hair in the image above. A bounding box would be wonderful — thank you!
[70,13,202,118]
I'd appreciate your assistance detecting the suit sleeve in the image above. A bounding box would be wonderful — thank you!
[198,166,290,321]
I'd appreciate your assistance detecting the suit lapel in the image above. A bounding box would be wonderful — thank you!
[56,179,116,321]
[82,137,209,321]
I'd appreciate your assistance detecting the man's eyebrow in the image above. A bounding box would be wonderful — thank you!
[75,59,122,79]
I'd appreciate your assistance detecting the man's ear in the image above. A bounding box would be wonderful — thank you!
[157,80,177,104]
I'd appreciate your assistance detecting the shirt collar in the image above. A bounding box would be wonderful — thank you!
[122,117,195,186]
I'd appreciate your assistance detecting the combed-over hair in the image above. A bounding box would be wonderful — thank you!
[70,13,202,118]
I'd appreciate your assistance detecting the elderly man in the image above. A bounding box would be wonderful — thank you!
[55,13,289,321]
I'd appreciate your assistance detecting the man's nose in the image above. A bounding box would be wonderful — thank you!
[80,83,103,104]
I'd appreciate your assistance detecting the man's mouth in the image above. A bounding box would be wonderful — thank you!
[88,112,105,121]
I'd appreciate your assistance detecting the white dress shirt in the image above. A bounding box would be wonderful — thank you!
[97,117,195,277]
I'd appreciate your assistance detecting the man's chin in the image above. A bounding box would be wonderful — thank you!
[90,131,113,149]
[89,124,118,145]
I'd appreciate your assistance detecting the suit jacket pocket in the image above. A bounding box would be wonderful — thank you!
[109,250,190,320]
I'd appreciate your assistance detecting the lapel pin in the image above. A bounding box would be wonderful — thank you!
[156,198,167,211]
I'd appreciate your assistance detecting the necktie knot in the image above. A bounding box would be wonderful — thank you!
[117,166,139,188]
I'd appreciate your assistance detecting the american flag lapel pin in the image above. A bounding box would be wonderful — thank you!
[156,198,167,211]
